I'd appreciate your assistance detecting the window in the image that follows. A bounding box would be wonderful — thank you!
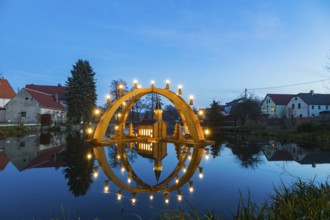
[21,112,26,117]
[299,114,302,118]
[292,104,295,109]
[327,106,329,110]
[312,105,314,109]
[318,105,321,110]
[298,103,301,109]
[295,97,297,101]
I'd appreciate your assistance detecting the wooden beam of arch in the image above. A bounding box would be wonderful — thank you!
[93,87,205,142]
[92,87,206,194]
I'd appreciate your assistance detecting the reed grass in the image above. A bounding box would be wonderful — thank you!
[160,179,330,220]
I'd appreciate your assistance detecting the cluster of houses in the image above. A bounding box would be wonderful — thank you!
[260,91,330,119]
[0,78,67,125]
[1,77,330,126]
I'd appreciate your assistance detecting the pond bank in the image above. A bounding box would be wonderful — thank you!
[0,124,69,138]
[220,124,330,148]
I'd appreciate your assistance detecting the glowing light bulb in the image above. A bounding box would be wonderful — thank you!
[178,85,182,95]
[165,80,170,89]
[199,167,204,179]
[133,80,138,89]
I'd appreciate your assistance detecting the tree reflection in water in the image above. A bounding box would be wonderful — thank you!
[225,133,264,169]
[63,131,94,197]
[209,131,225,158]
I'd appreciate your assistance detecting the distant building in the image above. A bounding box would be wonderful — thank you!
[0,78,16,107]
[223,98,245,116]
[0,78,16,122]
[287,90,330,118]
[5,85,67,125]
[260,94,294,118]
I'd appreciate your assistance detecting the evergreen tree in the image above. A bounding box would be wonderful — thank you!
[65,59,97,123]
[204,100,224,128]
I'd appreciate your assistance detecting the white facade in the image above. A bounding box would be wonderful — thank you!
[287,96,330,118]
[40,108,66,124]
[0,98,11,108]
[261,95,287,118]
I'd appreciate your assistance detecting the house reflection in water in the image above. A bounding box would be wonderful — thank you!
[136,142,167,181]
[262,140,330,167]
[1,133,66,172]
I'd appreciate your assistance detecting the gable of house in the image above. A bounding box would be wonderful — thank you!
[25,88,65,111]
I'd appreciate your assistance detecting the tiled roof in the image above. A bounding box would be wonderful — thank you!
[297,93,330,105]
[0,152,9,170]
[0,78,16,99]
[25,84,67,101]
[298,152,330,165]
[25,88,65,110]
[25,145,65,169]
[269,150,293,161]
[267,94,294,105]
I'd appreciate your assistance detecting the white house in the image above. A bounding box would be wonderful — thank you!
[287,90,330,118]
[260,94,294,118]
[0,78,16,107]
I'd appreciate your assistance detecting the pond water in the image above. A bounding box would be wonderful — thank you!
[0,132,329,219]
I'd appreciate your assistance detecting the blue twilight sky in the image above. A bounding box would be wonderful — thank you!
[1,0,330,107]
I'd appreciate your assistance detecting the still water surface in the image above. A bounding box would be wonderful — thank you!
[0,132,329,219]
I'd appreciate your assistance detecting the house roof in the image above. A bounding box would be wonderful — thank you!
[25,88,66,110]
[266,94,295,105]
[296,93,330,105]
[0,152,9,170]
[226,97,246,105]
[25,84,67,101]
[0,78,16,99]
[297,152,330,165]
[268,150,293,161]
[25,145,65,169]
[138,119,157,125]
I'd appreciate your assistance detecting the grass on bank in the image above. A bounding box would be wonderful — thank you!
[0,125,63,138]
[0,125,27,137]
[253,123,330,147]
[160,179,330,220]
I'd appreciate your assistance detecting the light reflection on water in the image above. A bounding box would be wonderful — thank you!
[0,132,329,219]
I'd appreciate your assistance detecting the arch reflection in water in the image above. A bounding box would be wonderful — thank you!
[93,141,208,204]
